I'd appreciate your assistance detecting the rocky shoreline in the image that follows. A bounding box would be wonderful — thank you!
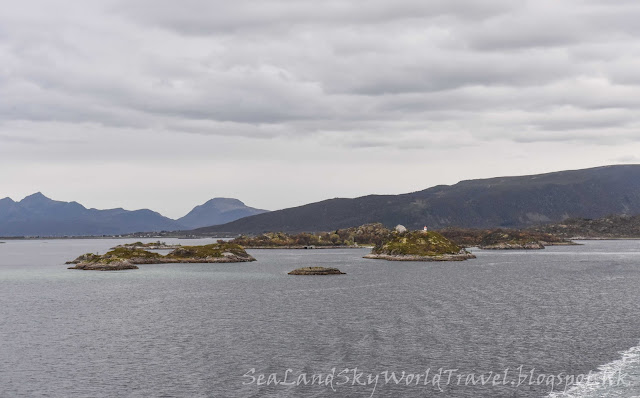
[479,242,545,250]
[68,254,255,270]
[69,260,140,271]
[364,252,476,261]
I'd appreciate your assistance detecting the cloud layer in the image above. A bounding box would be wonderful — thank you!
[2,0,640,216]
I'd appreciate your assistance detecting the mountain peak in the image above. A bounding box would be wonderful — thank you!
[204,197,245,207]
[177,197,268,229]
[208,197,243,202]
[20,192,51,203]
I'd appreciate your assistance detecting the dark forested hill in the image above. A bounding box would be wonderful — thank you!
[192,165,640,234]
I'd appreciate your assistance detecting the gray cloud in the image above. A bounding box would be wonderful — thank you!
[114,0,519,34]
[3,0,640,143]
[3,0,639,140]
[2,0,640,215]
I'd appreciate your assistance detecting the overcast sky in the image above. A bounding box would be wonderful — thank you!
[2,0,640,218]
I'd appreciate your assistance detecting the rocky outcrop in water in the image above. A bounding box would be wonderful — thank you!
[476,230,548,250]
[67,243,256,271]
[364,230,476,261]
[438,227,573,249]
[364,252,476,261]
[231,223,392,248]
[479,242,545,250]
[70,260,139,271]
[288,267,346,275]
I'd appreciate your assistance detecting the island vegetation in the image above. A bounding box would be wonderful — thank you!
[364,230,476,261]
[229,223,576,251]
[438,228,575,249]
[231,223,393,248]
[67,242,256,271]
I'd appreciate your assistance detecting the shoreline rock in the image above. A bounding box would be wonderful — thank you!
[288,267,346,275]
[68,260,139,271]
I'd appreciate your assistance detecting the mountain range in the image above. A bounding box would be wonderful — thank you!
[193,164,640,234]
[0,193,267,237]
[4,165,640,237]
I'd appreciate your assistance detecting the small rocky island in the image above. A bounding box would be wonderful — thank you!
[67,243,256,271]
[288,267,346,275]
[477,230,550,250]
[231,223,393,248]
[111,241,181,250]
[438,227,576,249]
[364,230,476,261]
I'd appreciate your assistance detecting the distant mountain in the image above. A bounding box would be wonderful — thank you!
[177,198,268,229]
[192,165,640,234]
[0,193,181,236]
[0,193,268,237]
[6,165,640,236]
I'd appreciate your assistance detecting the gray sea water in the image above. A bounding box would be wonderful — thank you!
[1,239,639,398]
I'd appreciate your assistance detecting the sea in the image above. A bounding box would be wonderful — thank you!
[0,238,639,397]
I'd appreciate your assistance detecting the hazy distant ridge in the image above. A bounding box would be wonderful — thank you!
[0,193,267,236]
[177,198,268,229]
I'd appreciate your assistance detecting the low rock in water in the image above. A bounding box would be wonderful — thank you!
[288,267,346,275]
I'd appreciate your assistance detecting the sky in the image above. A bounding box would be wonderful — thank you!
[2,0,640,218]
